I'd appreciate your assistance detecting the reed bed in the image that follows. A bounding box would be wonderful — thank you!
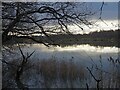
[2,56,120,88]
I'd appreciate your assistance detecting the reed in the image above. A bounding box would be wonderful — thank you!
[2,56,120,88]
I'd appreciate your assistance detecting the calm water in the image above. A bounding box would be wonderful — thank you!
[3,44,120,88]
[4,44,119,70]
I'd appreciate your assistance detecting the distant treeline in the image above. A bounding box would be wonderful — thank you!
[45,30,119,47]
[6,30,120,47]
[48,29,119,39]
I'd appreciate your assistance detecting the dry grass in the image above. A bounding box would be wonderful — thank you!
[34,59,87,88]
[59,61,68,81]
[35,59,86,81]
[38,59,57,80]
[2,57,120,88]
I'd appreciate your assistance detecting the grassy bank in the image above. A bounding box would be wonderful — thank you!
[2,56,120,88]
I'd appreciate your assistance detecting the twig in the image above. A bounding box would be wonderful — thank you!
[87,67,101,90]
[86,83,89,90]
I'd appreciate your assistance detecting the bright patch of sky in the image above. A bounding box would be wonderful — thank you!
[44,2,118,34]
[68,2,118,34]
[6,2,118,34]
[69,20,118,34]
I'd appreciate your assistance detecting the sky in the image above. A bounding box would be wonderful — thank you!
[68,2,118,34]
[2,2,118,34]
[93,2,118,20]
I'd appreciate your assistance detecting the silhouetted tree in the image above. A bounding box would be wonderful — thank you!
[2,2,105,89]
[2,2,98,45]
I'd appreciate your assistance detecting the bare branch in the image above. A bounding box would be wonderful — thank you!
[26,50,35,60]
[87,67,101,90]
[18,43,25,60]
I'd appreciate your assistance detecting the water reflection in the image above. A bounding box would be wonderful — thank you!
[24,44,119,53]
[3,44,120,88]
[3,44,119,70]
[49,44,118,53]
[17,44,119,62]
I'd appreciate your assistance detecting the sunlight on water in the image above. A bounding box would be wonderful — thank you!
[31,44,119,53]
[56,45,119,53]
[4,44,118,63]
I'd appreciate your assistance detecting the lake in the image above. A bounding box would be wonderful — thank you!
[2,44,120,88]
[3,44,119,69]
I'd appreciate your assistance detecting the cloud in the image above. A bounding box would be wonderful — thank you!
[68,20,118,34]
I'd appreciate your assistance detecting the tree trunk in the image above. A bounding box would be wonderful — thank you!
[2,31,9,43]
[2,16,21,43]
[15,64,28,90]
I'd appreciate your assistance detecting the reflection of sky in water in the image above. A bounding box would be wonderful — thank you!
[51,44,118,53]
[4,44,119,69]
[19,44,119,63]
[27,44,119,53]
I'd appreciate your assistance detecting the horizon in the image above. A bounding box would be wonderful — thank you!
[39,2,118,34]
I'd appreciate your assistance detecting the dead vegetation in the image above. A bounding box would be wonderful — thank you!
[2,52,120,88]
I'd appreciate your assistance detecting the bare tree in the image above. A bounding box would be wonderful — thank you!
[2,2,105,89]
[2,44,35,89]
[2,2,98,45]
